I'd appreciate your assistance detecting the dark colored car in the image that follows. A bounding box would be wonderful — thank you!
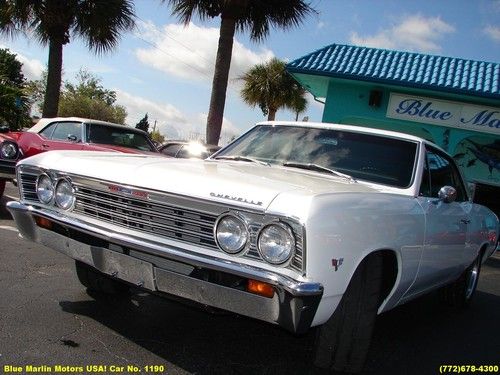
[0,117,159,199]
[159,140,220,159]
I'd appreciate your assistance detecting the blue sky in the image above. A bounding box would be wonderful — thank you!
[1,0,500,144]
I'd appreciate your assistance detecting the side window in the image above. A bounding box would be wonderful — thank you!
[425,147,467,201]
[39,123,57,139]
[161,144,182,157]
[51,122,82,142]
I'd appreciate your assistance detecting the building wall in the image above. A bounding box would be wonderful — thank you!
[321,79,500,187]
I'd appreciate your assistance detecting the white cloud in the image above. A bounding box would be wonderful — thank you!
[115,90,239,143]
[483,25,500,42]
[350,15,455,53]
[0,44,44,80]
[134,21,274,83]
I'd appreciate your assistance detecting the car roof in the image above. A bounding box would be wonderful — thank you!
[28,117,141,134]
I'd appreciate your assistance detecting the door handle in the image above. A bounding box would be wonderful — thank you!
[460,218,471,224]
[42,144,50,148]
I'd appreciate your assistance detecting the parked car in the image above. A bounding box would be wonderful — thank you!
[0,117,159,199]
[159,140,220,159]
[7,122,499,373]
[19,117,158,157]
[0,127,22,198]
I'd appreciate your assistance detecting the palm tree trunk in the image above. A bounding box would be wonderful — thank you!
[268,108,277,121]
[206,16,236,145]
[42,38,63,118]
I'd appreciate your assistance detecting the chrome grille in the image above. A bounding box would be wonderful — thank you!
[17,166,305,274]
[18,171,39,202]
[74,186,218,249]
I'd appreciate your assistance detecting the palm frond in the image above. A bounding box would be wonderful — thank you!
[74,0,135,54]
[164,0,222,24]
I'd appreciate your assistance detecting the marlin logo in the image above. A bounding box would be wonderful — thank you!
[210,192,263,206]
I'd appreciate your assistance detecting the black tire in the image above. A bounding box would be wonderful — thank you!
[440,252,482,308]
[75,260,130,295]
[313,254,383,373]
[0,180,5,199]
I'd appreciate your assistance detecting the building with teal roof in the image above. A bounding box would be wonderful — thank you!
[287,44,500,213]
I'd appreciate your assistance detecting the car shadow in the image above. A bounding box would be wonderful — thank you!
[0,195,13,220]
[59,275,500,375]
[60,290,323,375]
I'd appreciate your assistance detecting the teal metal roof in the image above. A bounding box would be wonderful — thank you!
[286,44,500,100]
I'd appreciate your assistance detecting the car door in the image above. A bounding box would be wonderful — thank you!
[39,121,84,152]
[410,145,471,295]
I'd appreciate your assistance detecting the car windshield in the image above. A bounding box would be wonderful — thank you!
[87,124,155,152]
[216,125,418,188]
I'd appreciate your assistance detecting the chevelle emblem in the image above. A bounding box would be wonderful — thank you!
[210,192,263,206]
[108,184,149,199]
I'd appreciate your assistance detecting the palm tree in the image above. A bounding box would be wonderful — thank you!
[165,0,315,145]
[0,0,135,118]
[241,58,308,121]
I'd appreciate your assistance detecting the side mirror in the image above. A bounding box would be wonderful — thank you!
[438,186,457,203]
[67,134,78,142]
[0,125,10,133]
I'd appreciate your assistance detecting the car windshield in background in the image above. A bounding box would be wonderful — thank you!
[87,124,155,152]
[217,125,418,188]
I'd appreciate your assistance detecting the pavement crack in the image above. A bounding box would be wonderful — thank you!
[94,337,131,363]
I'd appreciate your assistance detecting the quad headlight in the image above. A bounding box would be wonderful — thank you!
[55,178,75,210]
[257,223,295,265]
[0,141,18,159]
[215,214,249,254]
[36,174,55,204]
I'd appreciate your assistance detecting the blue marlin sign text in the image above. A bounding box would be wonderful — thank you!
[386,93,500,135]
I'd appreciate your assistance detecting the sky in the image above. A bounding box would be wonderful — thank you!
[1,0,500,144]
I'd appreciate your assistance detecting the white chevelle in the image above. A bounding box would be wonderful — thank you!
[8,122,499,373]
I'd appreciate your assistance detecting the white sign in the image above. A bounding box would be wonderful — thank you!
[386,93,500,135]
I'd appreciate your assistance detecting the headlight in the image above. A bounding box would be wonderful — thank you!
[55,178,75,210]
[0,141,18,159]
[215,214,249,254]
[258,223,295,264]
[36,174,54,204]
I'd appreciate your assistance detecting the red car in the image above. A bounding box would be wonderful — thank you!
[0,117,159,199]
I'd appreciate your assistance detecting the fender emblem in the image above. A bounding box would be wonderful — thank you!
[332,258,344,271]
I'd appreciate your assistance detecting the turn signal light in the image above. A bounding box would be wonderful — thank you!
[247,279,275,298]
[34,216,52,230]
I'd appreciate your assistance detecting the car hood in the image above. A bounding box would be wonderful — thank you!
[20,151,382,212]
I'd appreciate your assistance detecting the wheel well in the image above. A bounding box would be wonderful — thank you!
[364,250,398,306]
[479,244,488,263]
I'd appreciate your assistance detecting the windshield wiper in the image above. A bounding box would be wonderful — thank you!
[283,162,356,182]
[213,155,270,166]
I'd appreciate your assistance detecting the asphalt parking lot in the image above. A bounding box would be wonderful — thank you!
[1,181,499,375]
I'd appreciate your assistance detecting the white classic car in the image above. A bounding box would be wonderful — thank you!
[7,122,499,373]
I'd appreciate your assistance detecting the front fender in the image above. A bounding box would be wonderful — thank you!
[303,193,425,326]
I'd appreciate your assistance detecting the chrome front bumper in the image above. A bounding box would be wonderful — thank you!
[7,201,323,334]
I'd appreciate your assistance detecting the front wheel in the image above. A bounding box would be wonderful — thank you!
[313,254,383,373]
[440,253,482,308]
